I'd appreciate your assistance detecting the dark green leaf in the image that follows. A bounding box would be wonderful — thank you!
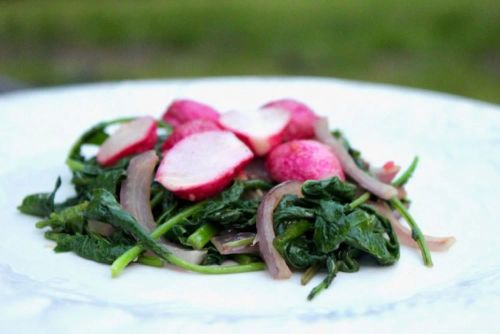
[312,201,347,253]
[36,201,88,234]
[85,188,175,262]
[302,177,357,202]
[18,177,61,217]
[45,232,131,264]
[201,246,227,265]
[282,237,326,269]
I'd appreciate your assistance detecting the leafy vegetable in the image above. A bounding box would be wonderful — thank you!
[18,115,436,302]
[45,231,131,264]
[18,177,61,218]
[36,202,88,234]
[273,177,400,299]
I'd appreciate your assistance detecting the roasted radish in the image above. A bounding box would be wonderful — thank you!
[162,99,219,127]
[218,108,290,156]
[266,139,345,182]
[156,131,254,201]
[162,119,222,151]
[96,116,157,166]
[262,99,318,140]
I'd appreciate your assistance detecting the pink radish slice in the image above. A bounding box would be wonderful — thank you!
[162,99,220,127]
[218,108,291,156]
[257,181,303,279]
[262,99,319,140]
[370,202,456,252]
[315,118,398,200]
[266,140,345,182]
[97,116,157,167]
[162,119,222,151]
[120,151,206,264]
[156,131,254,201]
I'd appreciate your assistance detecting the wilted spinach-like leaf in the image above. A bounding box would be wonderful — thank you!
[190,181,264,230]
[282,237,326,270]
[71,158,128,200]
[36,201,88,234]
[46,232,131,264]
[85,188,174,262]
[301,177,357,202]
[18,177,61,218]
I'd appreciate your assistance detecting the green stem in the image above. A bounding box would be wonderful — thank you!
[111,202,206,277]
[393,156,419,187]
[390,197,433,267]
[301,263,320,286]
[223,236,255,248]
[346,192,370,211]
[35,219,52,229]
[273,220,311,254]
[242,179,273,190]
[165,256,265,274]
[150,191,164,209]
[307,258,338,301]
[186,223,219,250]
[232,254,257,265]
[137,255,164,267]
[66,158,87,172]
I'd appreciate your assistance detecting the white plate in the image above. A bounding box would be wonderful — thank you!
[0,77,499,334]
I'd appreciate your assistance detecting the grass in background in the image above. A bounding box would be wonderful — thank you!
[0,0,498,103]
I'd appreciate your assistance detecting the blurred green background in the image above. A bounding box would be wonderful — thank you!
[0,0,498,103]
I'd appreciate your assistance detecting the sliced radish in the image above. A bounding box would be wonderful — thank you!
[156,131,254,201]
[218,108,290,156]
[266,139,345,182]
[162,99,220,127]
[162,119,222,151]
[262,99,318,140]
[97,116,157,166]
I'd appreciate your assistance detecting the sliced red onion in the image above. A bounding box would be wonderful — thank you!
[370,161,401,184]
[315,118,398,200]
[211,232,260,255]
[88,220,114,237]
[371,202,456,252]
[120,150,159,231]
[397,187,407,199]
[120,150,206,264]
[256,181,303,279]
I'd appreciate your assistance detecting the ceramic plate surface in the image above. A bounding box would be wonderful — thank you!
[0,77,499,333]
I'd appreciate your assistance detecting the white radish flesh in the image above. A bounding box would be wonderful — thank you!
[97,116,157,166]
[156,131,254,201]
[219,108,290,156]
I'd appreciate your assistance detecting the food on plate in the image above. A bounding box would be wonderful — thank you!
[262,99,318,140]
[156,131,254,201]
[265,139,345,182]
[161,119,222,151]
[162,99,220,127]
[18,98,455,300]
[97,116,157,166]
[218,107,290,156]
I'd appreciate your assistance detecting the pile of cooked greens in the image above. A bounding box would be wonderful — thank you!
[18,117,428,300]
